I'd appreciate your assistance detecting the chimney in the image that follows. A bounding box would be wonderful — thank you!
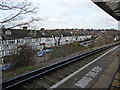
[23,26,27,30]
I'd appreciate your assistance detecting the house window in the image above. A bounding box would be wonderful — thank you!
[5,30,11,35]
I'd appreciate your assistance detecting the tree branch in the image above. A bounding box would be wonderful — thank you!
[7,19,35,29]
[0,10,23,23]
[0,0,37,28]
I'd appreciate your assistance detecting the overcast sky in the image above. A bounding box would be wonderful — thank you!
[1,0,118,29]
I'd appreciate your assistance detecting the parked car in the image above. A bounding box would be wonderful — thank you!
[37,49,53,57]
[37,51,44,57]
[44,49,53,53]
[2,63,12,71]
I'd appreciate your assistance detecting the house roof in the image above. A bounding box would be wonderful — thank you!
[2,29,78,40]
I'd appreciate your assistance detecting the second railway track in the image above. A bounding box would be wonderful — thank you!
[2,43,120,90]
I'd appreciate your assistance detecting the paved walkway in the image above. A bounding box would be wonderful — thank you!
[91,57,118,88]
[49,46,119,89]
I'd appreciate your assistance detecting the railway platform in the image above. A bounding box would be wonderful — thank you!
[49,46,119,89]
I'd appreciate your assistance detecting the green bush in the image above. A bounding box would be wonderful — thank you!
[70,42,80,47]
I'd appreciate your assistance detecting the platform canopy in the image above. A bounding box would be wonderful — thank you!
[91,0,120,21]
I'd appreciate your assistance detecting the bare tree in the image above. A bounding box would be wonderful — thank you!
[52,34,60,46]
[52,29,63,46]
[0,0,38,29]
[74,33,79,41]
[71,30,79,41]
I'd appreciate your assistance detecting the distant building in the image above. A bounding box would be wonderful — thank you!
[0,27,96,58]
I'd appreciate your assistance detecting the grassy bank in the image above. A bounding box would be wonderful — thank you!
[48,42,87,60]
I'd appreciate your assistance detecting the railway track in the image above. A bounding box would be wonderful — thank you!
[2,43,120,90]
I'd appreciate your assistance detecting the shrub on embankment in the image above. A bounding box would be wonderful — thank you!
[48,42,87,59]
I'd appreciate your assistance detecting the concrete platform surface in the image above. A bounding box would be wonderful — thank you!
[49,46,119,89]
